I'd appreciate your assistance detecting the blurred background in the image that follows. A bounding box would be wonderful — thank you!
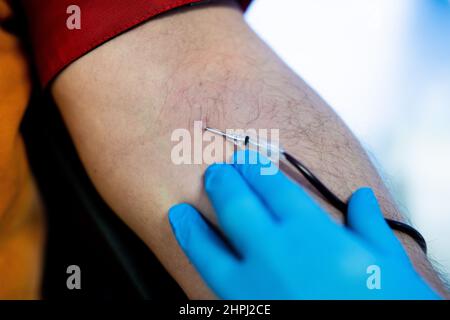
[245,0,450,281]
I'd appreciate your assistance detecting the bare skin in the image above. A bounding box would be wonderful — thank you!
[51,2,448,298]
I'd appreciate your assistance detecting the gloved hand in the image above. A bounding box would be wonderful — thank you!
[168,150,440,299]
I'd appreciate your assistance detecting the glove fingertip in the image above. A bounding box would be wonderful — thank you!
[168,203,199,249]
[351,187,376,203]
[169,203,193,225]
[349,187,380,215]
[204,163,231,194]
[348,187,406,253]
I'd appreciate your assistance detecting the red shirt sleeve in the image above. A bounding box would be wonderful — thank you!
[20,0,252,87]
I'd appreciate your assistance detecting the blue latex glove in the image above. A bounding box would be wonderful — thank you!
[169,151,440,299]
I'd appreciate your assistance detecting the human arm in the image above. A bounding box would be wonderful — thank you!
[48,1,448,298]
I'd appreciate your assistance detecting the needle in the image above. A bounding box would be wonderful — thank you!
[205,127,246,145]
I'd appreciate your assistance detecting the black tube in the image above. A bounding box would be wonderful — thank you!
[283,152,427,253]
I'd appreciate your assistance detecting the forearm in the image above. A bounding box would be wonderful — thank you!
[51,2,447,297]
